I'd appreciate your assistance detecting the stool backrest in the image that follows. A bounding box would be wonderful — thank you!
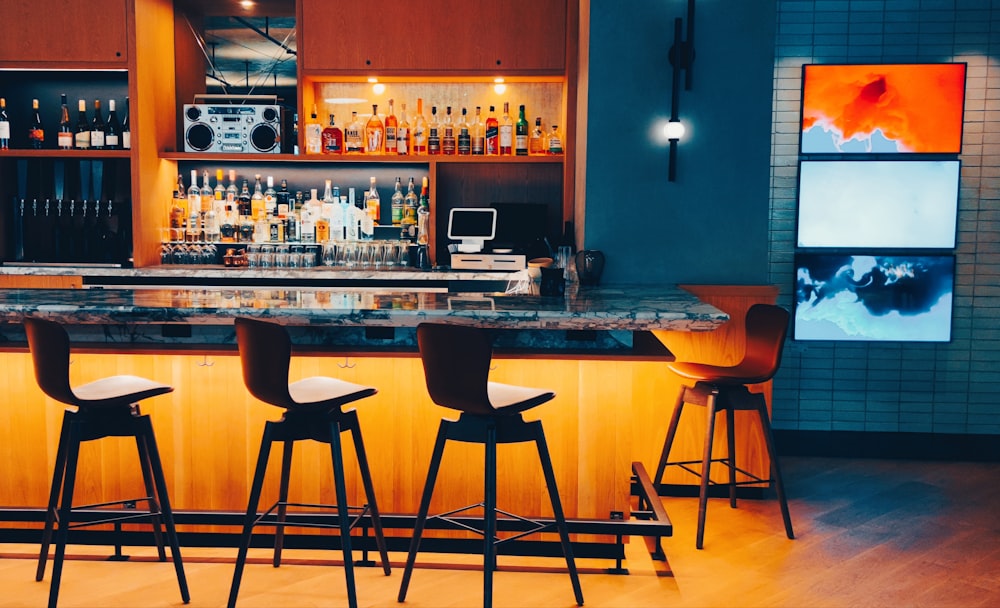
[416,323,495,416]
[234,317,294,408]
[739,304,790,383]
[23,317,78,406]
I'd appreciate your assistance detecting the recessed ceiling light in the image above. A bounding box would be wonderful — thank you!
[240,1,255,9]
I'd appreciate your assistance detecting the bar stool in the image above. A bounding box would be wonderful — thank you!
[227,317,390,608]
[653,303,794,549]
[397,322,584,608]
[23,316,189,608]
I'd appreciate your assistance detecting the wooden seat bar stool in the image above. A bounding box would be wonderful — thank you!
[227,317,390,608]
[397,322,584,608]
[653,303,795,549]
[23,316,189,608]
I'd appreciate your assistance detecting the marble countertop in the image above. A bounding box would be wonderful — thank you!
[0,284,728,332]
[0,264,521,284]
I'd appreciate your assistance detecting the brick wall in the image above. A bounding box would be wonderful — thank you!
[769,0,1000,434]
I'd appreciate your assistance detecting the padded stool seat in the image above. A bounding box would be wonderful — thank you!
[653,304,795,549]
[397,323,583,608]
[24,316,189,608]
[227,317,390,608]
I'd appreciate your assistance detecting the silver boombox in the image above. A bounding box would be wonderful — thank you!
[183,95,282,154]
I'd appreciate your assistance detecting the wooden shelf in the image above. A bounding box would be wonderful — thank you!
[0,149,131,159]
[160,152,563,164]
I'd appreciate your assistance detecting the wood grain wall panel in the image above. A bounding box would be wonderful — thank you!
[0,276,82,289]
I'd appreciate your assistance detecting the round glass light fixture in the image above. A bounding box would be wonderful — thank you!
[663,119,686,141]
[493,77,507,95]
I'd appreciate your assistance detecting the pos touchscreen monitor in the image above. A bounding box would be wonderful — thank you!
[447,207,497,253]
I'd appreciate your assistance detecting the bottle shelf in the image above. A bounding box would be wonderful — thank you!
[0,149,131,159]
[160,152,563,164]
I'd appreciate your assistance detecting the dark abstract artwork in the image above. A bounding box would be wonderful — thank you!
[795,254,953,342]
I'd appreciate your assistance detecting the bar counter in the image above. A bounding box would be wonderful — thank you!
[0,281,745,563]
[0,283,727,330]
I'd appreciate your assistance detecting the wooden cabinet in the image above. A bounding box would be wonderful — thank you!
[0,0,128,67]
[300,0,567,74]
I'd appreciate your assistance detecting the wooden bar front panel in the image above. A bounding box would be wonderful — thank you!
[0,350,685,542]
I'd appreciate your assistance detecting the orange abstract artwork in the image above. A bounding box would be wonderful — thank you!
[801,63,966,153]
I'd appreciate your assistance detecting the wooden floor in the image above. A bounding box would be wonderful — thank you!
[1,456,999,607]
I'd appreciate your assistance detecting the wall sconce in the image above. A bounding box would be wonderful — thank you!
[667,0,695,182]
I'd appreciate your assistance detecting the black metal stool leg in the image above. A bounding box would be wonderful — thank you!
[533,422,584,606]
[653,388,686,487]
[327,419,357,608]
[272,439,294,568]
[757,402,794,539]
[135,432,167,561]
[47,420,81,608]
[228,421,275,608]
[345,411,391,575]
[483,422,497,608]
[36,415,70,582]
[398,420,450,602]
[726,406,738,508]
[140,416,189,603]
[697,392,719,550]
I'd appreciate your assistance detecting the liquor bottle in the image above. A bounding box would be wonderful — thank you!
[28,99,44,149]
[204,203,220,242]
[250,174,265,219]
[238,179,252,217]
[402,176,418,229]
[365,104,384,154]
[188,170,202,217]
[90,99,106,150]
[396,102,410,155]
[0,98,9,150]
[276,178,291,215]
[457,108,471,155]
[318,183,336,243]
[328,184,344,241]
[300,189,318,243]
[515,105,529,156]
[384,99,398,154]
[529,117,545,155]
[200,170,213,213]
[471,106,485,155]
[441,106,456,155]
[427,106,441,155]
[74,100,91,150]
[0,98,10,150]
[58,94,72,150]
[105,100,121,149]
[485,105,499,155]
[499,102,513,155]
[345,188,360,241]
[214,169,226,202]
[345,111,363,154]
[416,176,430,247]
[226,169,238,206]
[412,98,428,154]
[264,175,277,216]
[321,114,342,154]
[391,177,404,226]
[219,205,237,243]
[170,174,187,241]
[364,176,380,233]
[121,97,131,150]
[548,125,564,154]
[305,104,322,154]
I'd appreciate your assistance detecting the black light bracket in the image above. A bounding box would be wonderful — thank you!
[667,0,695,182]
